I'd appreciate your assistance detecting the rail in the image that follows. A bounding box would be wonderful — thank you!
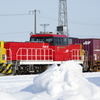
[16,48,53,61]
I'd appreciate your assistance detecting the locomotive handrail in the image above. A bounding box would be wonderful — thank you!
[6,49,12,61]
[71,49,84,61]
[16,48,54,61]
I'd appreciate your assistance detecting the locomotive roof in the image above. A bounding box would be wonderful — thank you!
[30,34,68,38]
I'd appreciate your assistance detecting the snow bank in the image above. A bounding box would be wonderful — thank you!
[0,60,100,100]
[33,61,100,100]
[0,92,16,100]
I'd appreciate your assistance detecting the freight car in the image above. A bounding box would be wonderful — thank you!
[0,33,86,75]
[72,38,100,72]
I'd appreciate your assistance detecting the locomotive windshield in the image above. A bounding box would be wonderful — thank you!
[30,37,53,43]
[30,37,44,42]
[30,36,68,46]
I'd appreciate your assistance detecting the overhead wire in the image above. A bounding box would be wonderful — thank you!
[69,20,100,26]
[0,31,31,35]
[0,13,100,26]
[0,13,100,34]
[38,14,100,26]
[0,13,30,16]
[38,14,57,21]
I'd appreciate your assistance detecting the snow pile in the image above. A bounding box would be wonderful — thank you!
[0,92,16,100]
[0,60,100,100]
[32,61,100,100]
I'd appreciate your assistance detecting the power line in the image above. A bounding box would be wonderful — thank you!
[69,21,100,26]
[0,31,31,34]
[38,14,100,26]
[38,14,57,21]
[38,13,57,19]
[0,13,100,26]
[0,13,30,16]
[39,13,100,26]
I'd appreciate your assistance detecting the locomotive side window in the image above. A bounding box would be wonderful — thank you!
[30,37,35,41]
[63,38,68,45]
[30,37,44,42]
[45,37,54,45]
[36,37,44,42]
[54,37,68,46]
[45,37,53,43]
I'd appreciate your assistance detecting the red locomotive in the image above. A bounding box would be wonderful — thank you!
[0,33,86,75]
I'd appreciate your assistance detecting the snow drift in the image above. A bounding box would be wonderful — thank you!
[33,61,100,100]
[0,60,100,100]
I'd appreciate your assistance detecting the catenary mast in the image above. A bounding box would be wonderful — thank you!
[57,0,68,36]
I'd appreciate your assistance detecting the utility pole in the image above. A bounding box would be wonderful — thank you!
[57,0,68,36]
[29,9,40,34]
[40,24,49,34]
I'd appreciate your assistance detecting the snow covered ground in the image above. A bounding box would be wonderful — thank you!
[0,61,100,100]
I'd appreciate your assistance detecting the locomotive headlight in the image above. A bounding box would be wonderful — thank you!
[65,50,69,52]
[2,54,6,60]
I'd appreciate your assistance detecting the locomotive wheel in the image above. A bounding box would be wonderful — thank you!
[82,61,89,72]
[41,65,52,72]
[0,64,53,75]
[33,65,52,74]
[92,66,100,72]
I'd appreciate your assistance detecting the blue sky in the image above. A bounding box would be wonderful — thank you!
[0,0,100,41]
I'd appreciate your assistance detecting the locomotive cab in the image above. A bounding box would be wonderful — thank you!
[30,33,68,46]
